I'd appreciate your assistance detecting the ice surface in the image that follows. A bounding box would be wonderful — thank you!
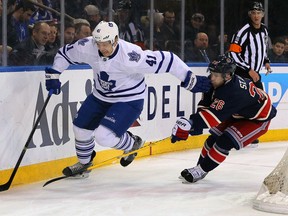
[0,141,287,216]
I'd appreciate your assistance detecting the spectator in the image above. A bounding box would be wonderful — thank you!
[268,37,288,63]
[7,0,17,14]
[142,10,164,50]
[185,13,205,42]
[45,21,59,52]
[30,0,54,24]
[63,21,75,44]
[7,0,36,48]
[185,32,216,62]
[82,4,101,30]
[74,22,91,41]
[115,0,145,48]
[9,21,50,66]
[282,35,288,59]
[38,21,60,65]
[158,8,180,49]
[101,7,115,22]
[212,33,230,56]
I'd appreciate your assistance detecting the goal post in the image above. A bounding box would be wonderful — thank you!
[253,147,288,214]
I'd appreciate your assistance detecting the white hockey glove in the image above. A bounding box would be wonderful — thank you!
[171,117,192,143]
[181,71,211,93]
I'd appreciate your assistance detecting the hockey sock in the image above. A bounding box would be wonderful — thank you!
[200,135,233,172]
[75,138,95,164]
[113,131,134,151]
[197,135,216,165]
[200,144,229,172]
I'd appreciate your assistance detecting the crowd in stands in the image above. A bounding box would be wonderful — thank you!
[1,0,288,66]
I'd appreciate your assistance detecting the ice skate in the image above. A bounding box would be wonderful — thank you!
[180,165,207,183]
[120,132,144,167]
[62,151,96,178]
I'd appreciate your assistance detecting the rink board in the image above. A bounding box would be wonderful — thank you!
[0,64,287,187]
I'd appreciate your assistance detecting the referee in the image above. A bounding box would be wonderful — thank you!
[229,1,271,90]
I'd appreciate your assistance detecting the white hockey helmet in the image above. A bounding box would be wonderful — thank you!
[92,21,119,44]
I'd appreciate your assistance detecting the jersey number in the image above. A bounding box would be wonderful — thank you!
[146,55,157,66]
[249,82,265,101]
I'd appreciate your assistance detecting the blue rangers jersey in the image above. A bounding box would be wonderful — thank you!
[190,75,277,131]
[52,37,194,103]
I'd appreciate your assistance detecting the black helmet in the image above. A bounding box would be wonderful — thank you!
[249,2,264,12]
[208,54,236,75]
[118,0,132,10]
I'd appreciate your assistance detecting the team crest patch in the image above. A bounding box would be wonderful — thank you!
[78,38,89,46]
[97,71,116,91]
[128,50,141,62]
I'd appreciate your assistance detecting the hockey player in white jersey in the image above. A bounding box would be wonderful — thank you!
[45,21,211,177]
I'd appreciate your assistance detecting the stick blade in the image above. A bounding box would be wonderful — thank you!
[43,176,68,187]
[0,182,12,192]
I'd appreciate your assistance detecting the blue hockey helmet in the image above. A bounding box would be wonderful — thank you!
[207,54,236,76]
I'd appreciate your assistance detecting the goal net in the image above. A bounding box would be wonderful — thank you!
[253,147,288,214]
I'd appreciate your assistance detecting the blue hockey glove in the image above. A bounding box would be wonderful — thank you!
[181,71,211,93]
[171,117,192,143]
[45,67,61,95]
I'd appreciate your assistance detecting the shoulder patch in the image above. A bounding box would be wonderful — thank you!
[78,38,89,46]
[128,50,141,62]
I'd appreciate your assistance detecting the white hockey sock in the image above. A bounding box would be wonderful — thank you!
[113,132,134,152]
[75,138,95,164]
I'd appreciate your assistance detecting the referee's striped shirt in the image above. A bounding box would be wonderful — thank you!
[229,22,269,73]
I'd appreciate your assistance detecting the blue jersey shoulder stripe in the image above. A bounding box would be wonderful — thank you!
[58,48,75,65]
[155,51,165,74]
[166,52,174,72]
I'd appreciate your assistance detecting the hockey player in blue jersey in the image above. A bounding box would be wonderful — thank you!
[45,21,211,177]
[171,54,276,183]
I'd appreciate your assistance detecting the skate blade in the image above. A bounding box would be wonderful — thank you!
[181,179,193,184]
[246,143,258,148]
[68,172,90,179]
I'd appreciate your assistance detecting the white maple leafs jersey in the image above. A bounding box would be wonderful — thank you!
[52,37,193,103]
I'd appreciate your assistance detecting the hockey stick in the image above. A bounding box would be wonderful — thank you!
[0,90,53,192]
[43,137,170,187]
[43,143,155,187]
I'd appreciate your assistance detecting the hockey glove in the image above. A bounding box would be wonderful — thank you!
[45,67,61,95]
[181,71,211,93]
[171,117,192,143]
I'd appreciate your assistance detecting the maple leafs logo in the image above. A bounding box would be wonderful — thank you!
[78,38,89,46]
[97,71,116,91]
[128,50,141,62]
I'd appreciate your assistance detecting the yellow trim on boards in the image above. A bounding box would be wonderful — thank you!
[0,129,287,188]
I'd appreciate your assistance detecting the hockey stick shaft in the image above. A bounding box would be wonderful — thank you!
[43,144,153,187]
[0,90,53,192]
[43,140,166,187]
